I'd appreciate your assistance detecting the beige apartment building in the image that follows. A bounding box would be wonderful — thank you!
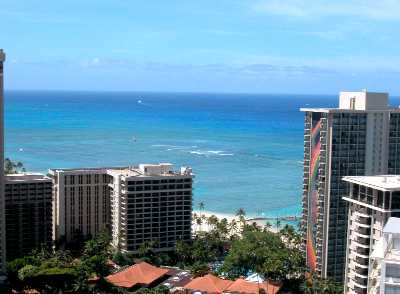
[5,173,53,261]
[49,167,114,245]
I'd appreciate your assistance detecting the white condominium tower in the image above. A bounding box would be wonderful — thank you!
[301,91,400,282]
[342,175,400,294]
[0,49,5,274]
[368,217,400,294]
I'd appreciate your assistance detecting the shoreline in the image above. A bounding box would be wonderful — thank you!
[193,210,300,222]
[192,210,293,233]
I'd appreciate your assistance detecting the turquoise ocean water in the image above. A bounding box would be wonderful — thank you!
[7,91,396,218]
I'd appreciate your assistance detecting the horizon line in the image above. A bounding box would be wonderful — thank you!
[3,88,359,97]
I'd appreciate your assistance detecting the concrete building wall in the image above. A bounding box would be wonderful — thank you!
[49,168,113,244]
[365,112,389,175]
[388,113,400,174]
[0,49,5,274]
[4,174,53,261]
[339,91,388,111]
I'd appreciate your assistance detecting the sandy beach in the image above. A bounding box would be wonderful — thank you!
[192,210,279,233]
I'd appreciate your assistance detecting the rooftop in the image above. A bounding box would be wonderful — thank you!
[301,90,400,113]
[383,217,400,234]
[183,274,282,294]
[105,261,170,289]
[160,267,193,290]
[107,163,193,178]
[184,274,233,293]
[343,175,400,191]
[50,163,193,177]
[49,166,126,173]
[225,278,282,294]
[5,173,52,183]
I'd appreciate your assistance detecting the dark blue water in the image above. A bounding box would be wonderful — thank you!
[6,90,387,217]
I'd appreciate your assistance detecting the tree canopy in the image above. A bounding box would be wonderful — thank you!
[221,226,305,281]
[4,158,26,174]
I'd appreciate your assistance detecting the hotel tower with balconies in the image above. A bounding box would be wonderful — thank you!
[50,163,193,253]
[108,164,193,253]
[301,91,400,282]
[342,175,400,293]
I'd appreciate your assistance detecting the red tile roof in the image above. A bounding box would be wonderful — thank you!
[225,278,282,294]
[106,261,170,288]
[184,275,282,294]
[184,274,234,293]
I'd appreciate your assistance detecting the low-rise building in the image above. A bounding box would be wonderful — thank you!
[368,217,400,294]
[342,175,400,294]
[183,274,282,294]
[105,261,170,290]
[4,173,53,260]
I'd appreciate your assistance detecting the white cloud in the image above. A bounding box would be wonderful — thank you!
[253,0,400,20]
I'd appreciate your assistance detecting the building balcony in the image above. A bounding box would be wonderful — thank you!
[354,210,371,219]
[354,266,368,277]
[385,277,400,285]
[352,257,369,268]
[347,274,368,290]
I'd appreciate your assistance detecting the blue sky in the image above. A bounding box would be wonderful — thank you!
[1,0,400,94]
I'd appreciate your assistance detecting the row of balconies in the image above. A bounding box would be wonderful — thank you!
[352,226,372,237]
[350,215,371,226]
[123,206,192,212]
[121,198,191,205]
[351,234,370,246]
[127,228,191,234]
[127,185,192,192]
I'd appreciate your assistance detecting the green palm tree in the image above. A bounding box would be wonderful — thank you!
[229,219,238,236]
[196,217,203,232]
[198,202,205,217]
[235,208,246,217]
[236,208,246,228]
[276,218,281,230]
[207,215,218,230]
[199,202,205,211]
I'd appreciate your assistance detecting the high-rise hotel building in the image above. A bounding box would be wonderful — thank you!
[0,49,6,274]
[368,217,400,294]
[301,91,400,281]
[50,163,193,252]
[342,175,400,293]
[5,173,53,261]
[108,164,193,252]
[49,167,113,244]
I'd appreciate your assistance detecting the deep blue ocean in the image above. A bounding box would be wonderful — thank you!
[6,91,398,217]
